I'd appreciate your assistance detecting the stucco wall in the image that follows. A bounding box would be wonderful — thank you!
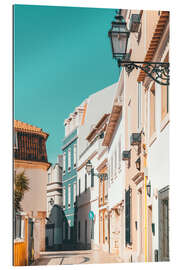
[15,167,48,215]
[78,83,117,157]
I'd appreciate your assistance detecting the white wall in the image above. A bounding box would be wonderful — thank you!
[78,83,117,157]
[147,81,169,260]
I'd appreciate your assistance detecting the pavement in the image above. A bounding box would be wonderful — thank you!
[32,249,123,265]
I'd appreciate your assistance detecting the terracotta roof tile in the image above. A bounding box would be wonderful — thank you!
[14,120,49,139]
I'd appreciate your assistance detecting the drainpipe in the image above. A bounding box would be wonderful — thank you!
[144,145,148,262]
[107,206,110,253]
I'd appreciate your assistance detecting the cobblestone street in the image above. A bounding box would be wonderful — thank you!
[32,249,123,265]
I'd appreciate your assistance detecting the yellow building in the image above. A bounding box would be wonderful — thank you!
[13,120,51,265]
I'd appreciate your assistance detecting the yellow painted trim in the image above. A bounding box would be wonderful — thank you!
[81,103,87,125]
[144,155,148,262]
[14,159,51,171]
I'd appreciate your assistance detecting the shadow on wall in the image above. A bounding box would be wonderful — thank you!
[45,205,65,251]
[46,188,93,251]
[76,187,92,250]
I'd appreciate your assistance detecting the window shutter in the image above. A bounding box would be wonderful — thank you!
[85,174,87,191]
[91,168,94,187]
[125,186,131,245]
[79,179,81,196]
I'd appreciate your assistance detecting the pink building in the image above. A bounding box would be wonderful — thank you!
[103,9,169,262]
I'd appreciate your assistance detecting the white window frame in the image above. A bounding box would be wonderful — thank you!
[128,101,131,149]
[68,148,71,172]
[73,144,77,168]
[68,220,71,240]
[68,184,71,208]
[73,182,76,204]
[118,137,121,172]
[114,149,117,177]
[63,187,66,209]
[63,152,66,174]
[111,156,113,182]
[138,82,142,131]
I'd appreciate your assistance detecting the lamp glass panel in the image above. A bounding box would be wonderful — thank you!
[112,32,127,56]
[86,164,92,174]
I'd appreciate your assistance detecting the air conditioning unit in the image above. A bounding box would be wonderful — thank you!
[130,133,141,146]
[122,150,131,161]
[129,14,141,32]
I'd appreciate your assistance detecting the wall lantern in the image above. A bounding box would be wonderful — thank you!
[108,10,169,86]
[49,198,54,206]
[85,160,108,181]
[135,157,141,171]
[146,180,151,197]
[85,160,92,175]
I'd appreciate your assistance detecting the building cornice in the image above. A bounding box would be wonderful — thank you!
[137,11,169,83]
[102,103,122,147]
[77,151,97,172]
[86,114,109,142]
[14,159,51,171]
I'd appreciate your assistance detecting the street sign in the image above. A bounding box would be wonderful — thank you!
[88,210,94,220]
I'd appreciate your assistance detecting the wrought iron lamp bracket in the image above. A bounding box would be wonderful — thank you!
[93,173,108,181]
[118,60,169,86]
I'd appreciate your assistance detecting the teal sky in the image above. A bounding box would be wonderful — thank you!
[14,4,119,164]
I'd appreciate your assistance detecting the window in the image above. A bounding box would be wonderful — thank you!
[138,82,142,130]
[68,220,71,240]
[73,144,77,168]
[14,214,25,240]
[48,173,51,184]
[125,186,132,245]
[118,137,121,171]
[68,184,71,208]
[68,148,71,171]
[99,180,103,205]
[161,53,169,121]
[104,179,108,201]
[91,168,94,187]
[111,156,113,181]
[79,179,81,196]
[85,174,87,192]
[63,152,66,174]
[150,83,156,137]
[128,102,131,148]
[159,187,169,261]
[73,182,76,204]
[63,187,66,209]
[14,214,21,239]
[13,131,18,149]
[114,149,117,176]
[161,85,169,120]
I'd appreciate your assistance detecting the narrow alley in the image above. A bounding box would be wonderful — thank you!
[32,249,123,265]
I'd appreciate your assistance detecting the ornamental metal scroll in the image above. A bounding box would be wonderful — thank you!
[118,60,170,86]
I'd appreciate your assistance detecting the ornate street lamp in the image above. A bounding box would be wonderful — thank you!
[108,9,130,61]
[85,160,108,180]
[108,10,169,86]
